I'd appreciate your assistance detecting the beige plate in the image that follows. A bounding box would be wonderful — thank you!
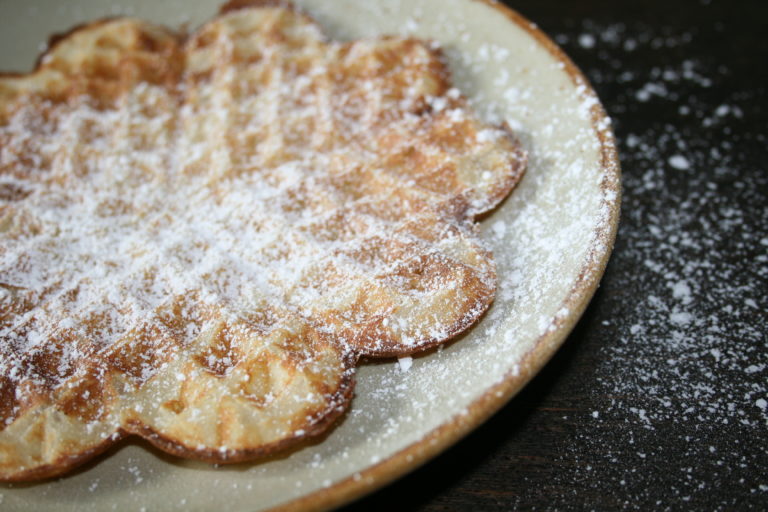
[0,0,620,510]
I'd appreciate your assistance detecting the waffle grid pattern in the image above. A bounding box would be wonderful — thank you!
[0,2,525,480]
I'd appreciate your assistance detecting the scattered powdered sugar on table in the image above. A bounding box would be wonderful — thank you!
[548,17,767,508]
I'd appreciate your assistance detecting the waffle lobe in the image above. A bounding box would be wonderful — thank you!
[0,0,525,480]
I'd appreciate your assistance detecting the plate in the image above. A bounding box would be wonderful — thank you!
[0,0,620,510]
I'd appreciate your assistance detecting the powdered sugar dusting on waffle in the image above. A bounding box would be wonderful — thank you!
[0,3,524,480]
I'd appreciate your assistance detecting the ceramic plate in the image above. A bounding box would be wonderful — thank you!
[0,0,620,510]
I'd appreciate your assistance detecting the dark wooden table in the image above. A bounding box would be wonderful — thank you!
[343,1,768,510]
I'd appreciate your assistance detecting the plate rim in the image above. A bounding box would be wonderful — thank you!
[267,1,622,510]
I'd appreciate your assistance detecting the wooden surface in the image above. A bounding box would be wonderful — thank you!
[342,0,768,510]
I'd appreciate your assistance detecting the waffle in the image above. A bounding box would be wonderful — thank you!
[0,0,526,481]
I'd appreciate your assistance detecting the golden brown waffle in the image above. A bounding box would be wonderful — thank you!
[0,0,526,481]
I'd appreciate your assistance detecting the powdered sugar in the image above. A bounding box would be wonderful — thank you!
[1,23,516,395]
[668,154,690,170]
[0,0,620,509]
[540,15,767,508]
[0,5,529,483]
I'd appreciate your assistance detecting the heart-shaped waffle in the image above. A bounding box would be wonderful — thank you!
[0,0,525,480]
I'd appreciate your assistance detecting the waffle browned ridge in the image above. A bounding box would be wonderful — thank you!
[0,0,526,481]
